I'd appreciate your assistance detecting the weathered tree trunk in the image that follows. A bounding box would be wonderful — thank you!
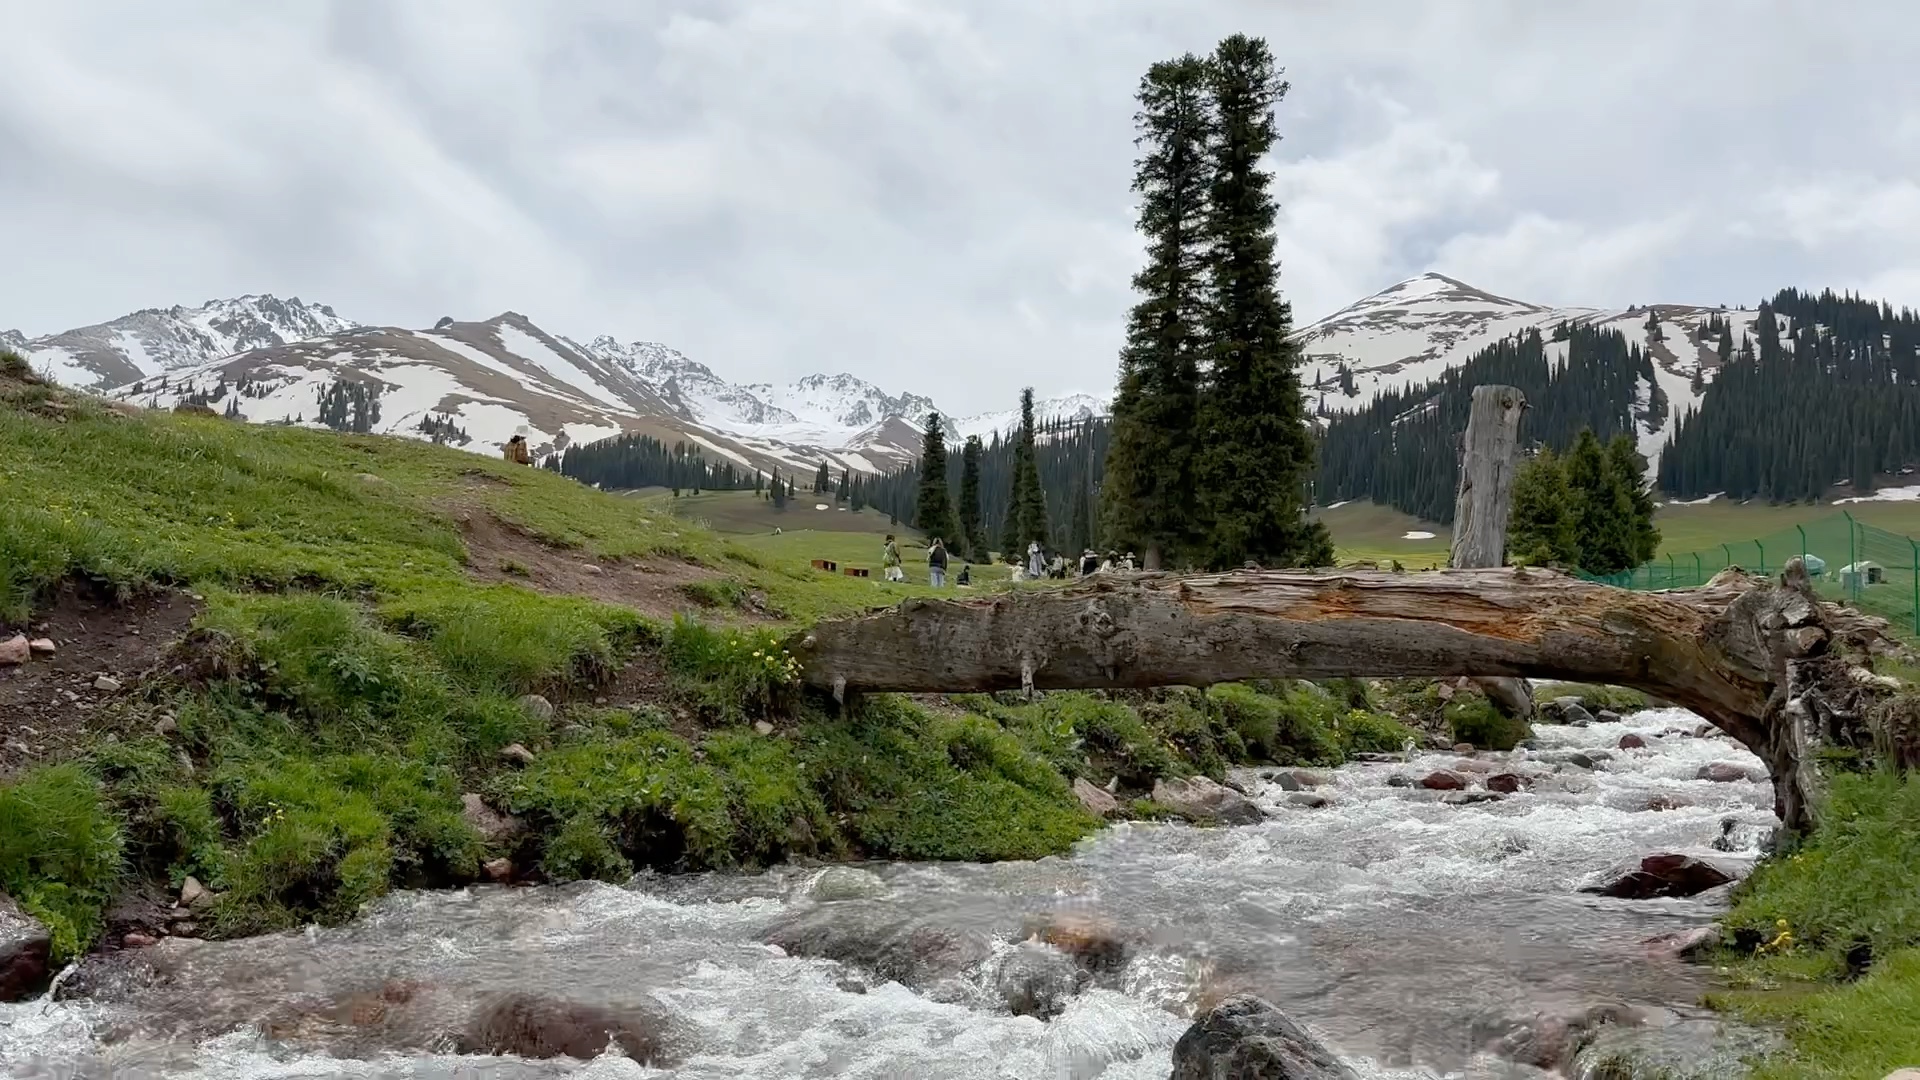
[1449,384,1535,723]
[792,560,1895,833]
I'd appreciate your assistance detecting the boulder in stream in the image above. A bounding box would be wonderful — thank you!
[458,992,673,1065]
[1485,772,1527,794]
[1072,777,1123,817]
[0,893,51,1002]
[1169,994,1360,1079]
[989,940,1088,1020]
[1581,854,1736,899]
[1696,762,1760,783]
[1618,734,1646,750]
[1151,776,1266,825]
[1417,769,1468,791]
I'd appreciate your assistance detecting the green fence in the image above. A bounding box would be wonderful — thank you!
[1579,512,1920,638]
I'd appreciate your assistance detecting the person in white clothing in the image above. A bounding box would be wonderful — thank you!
[1026,540,1045,581]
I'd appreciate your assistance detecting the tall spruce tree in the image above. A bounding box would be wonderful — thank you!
[836,467,850,503]
[1103,53,1211,570]
[1507,447,1580,567]
[1565,429,1635,574]
[1190,35,1330,569]
[1068,457,1093,554]
[1605,435,1660,565]
[915,411,958,542]
[958,436,986,561]
[769,468,786,509]
[1001,389,1050,559]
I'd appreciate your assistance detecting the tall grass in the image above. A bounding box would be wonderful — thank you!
[0,765,123,960]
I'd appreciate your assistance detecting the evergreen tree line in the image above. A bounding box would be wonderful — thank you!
[416,412,470,446]
[1317,323,1662,522]
[1659,288,1920,502]
[866,401,1111,563]
[1508,430,1659,575]
[1098,34,1329,570]
[557,432,761,495]
[315,378,381,434]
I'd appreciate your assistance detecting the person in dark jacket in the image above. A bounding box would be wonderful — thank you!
[927,537,949,587]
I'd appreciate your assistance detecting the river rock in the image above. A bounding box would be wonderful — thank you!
[481,857,515,883]
[1072,777,1122,817]
[1027,912,1133,974]
[461,793,523,845]
[1284,792,1330,809]
[1697,762,1758,783]
[1452,758,1496,774]
[458,992,672,1065]
[1582,854,1736,900]
[989,940,1088,1021]
[1451,742,1476,754]
[0,894,51,1002]
[1385,774,1413,788]
[1557,702,1597,727]
[1596,709,1623,724]
[1618,734,1647,750]
[1264,770,1305,792]
[120,931,158,949]
[1472,1002,1646,1072]
[1152,776,1266,826]
[0,635,27,666]
[807,866,889,901]
[1418,770,1469,791]
[765,902,997,990]
[1643,924,1721,961]
[1645,794,1690,812]
[1441,790,1505,806]
[1486,773,1527,793]
[1169,994,1360,1080]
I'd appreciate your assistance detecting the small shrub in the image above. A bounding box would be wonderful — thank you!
[1531,682,1648,713]
[1446,696,1530,751]
[1207,683,1344,766]
[678,579,747,609]
[661,616,800,721]
[0,765,125,960]
[1334,709,1420,756]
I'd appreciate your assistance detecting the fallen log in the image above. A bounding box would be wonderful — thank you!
[790,559,1895,833]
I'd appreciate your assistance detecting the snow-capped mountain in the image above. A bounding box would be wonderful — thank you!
[12,295,357,390]
[0,328,25,353]
[954,393,1105,441]
[1295,271,1785,472]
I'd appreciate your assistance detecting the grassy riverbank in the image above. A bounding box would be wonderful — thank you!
[0,361,1426,964]
[1708,765,1920,1077]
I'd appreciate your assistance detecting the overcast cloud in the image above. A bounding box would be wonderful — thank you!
[4,1,1918,413]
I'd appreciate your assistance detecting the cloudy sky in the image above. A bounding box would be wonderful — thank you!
[5,1,1918,413]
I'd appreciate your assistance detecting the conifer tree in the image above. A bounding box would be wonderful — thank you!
[1103,52,1211,570]
[837,467,850,503]
[1507,447,1580,567]
[915,411,958,542]
[1190,34,1330,569]
[814,461,830,494]
[1605,435,1660,565]
[1001,389,1050,559]
[1068,457,1093,554]
[1566,429,1635,574]
[958,436,986,561]
[770,468,786,509]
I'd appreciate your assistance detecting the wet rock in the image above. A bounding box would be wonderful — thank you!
[1573,1013,1783,1079]
[93,675,123,692]
[1645,794,1690,812]
[1170,994,1360,1080]
[1596,709,1623,724]
[1546,751,1600,770]
[1582,854,1736,900]
[1027,913,1133,974]
[0,894,52,1002]
[119,932,159,949]
[1072,777,1122,818]
[1618,734,1647,750]
[0,635,28,666]
[807,866,889,902]
[461,793,524,845]
[1451,742,1477,754]
[1697,762,1759,783]
[765,902,996,990]
[1151,776,1266,826]
[458,992,672,1065]
[481,857,515,883]
[499,743,536,766]
[1284,792,1330,809]
[1441,790,1505,806]
[1265,770,1305,792]
[28,638,55,656]
[1348,752,1401,763]
[1472,1002,1646,1072]
[1643,924,1721,961]
[1559,703,1597,727]
[1486,773,1527,794]
[836,977,868,994]
[1418,770,1469,791]
[1385,774,1413,788]
[515,694,554,722]
[1693,723,1716,738]
[990,940,1088,1020]
[1452,758,1495,774]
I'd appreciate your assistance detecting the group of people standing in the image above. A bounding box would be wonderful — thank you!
[880,534,1135,588]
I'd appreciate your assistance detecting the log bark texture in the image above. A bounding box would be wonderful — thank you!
[1450,384,1535,722]
[792,560,1895,833]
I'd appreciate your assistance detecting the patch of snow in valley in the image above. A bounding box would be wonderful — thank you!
[1401,530,1436,540]
[1669,492,1723,505]
[1835,484,1920,504]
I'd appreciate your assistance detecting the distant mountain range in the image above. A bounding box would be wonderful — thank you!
[2,271,1742,478]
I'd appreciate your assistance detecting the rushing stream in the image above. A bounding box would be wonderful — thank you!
[1,710,1781,1079]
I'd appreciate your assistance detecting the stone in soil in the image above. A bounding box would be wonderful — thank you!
[1582,854,1736,900]
[27,638,55,656]
[515,694,554,721]
[0,636,29,666]
[1151,776,1266,826]
[92,675,122,692]
[1170,994,1360,1080]
[179,875,214,911]
[461,793,524,845]
[499,743,536,766]
[1071,777,1122,818]
[0,894,52,1002]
